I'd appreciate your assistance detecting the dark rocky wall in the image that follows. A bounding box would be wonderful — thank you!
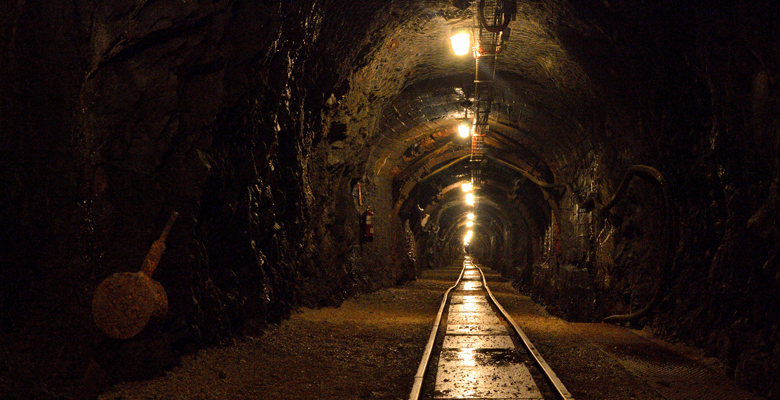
[658,4,780,396]
[0,0,414,394]
[0,2,95,393]
[503,2,780,397]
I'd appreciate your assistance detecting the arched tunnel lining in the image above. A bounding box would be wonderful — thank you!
[365,75,564,272]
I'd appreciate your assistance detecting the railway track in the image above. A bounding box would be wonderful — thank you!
[410,256,574,400]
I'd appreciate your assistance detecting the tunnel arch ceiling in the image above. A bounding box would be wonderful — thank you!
[350,0,608,258]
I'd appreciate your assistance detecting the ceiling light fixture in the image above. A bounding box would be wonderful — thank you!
[465,193,474,206]
[462,182,473,192]
[464,229,473,245]
[450,27,472,56]
[458,123,471,138]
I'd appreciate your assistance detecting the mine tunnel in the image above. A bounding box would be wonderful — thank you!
[1,0,779,399]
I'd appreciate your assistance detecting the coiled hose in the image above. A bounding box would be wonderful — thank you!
[600,165,676,324]
[478,0,512,33]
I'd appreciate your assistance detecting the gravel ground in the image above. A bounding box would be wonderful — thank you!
[100,261,760,400]
[99,273,452,400]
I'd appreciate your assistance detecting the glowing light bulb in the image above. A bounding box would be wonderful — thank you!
[466,221,473,227]
[464,229,472,245]
[458,124,470,138]
[467,213,474,220]
[465,193,474,206]
[462,182,472,192]
[450,32,471,56]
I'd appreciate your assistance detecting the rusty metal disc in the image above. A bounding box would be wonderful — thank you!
[91,272,157,340]
[91,211,178,340]
[149,279,168,318]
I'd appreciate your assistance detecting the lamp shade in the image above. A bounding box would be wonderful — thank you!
[458,123,470,137]
[450,28,471,56]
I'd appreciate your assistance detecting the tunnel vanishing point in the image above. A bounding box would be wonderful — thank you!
[1,0,780,398]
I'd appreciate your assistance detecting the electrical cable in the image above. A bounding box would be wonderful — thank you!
[599,165,676,324]
[478,0,512,33]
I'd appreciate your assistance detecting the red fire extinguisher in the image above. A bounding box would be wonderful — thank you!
[362,210,374,242]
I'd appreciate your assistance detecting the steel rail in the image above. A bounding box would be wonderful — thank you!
[408,265,466,400]
[474,262,576,400]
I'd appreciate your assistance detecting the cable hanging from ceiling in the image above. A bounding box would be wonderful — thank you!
[451,0,516,192]
[449,0,515,251]
[472,0,515,190]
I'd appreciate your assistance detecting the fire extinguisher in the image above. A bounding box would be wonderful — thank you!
[362,210,374,242]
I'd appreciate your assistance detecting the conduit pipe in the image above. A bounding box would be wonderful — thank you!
[420,155,471,183]
[490,156,564,190]
[600,165,676,324]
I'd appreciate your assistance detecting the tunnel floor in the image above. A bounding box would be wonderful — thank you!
[99,262,760,400]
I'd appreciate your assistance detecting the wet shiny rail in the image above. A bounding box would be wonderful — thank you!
[410,257,574,400]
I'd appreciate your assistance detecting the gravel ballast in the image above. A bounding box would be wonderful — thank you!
[100,261,760,400]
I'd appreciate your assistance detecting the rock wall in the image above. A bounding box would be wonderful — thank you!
[502,3,780,397]
[657,5,780,396]
[0,0,411,392]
